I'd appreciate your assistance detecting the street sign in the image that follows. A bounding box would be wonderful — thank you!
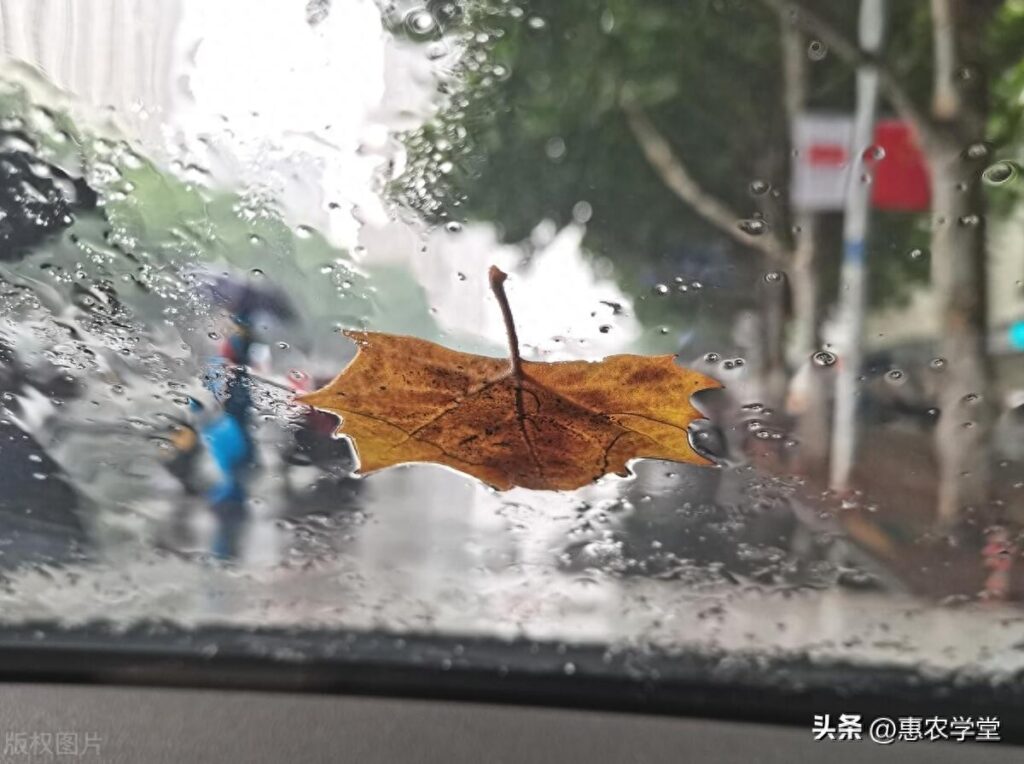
[791,114,930,213]
[792,112,853,211]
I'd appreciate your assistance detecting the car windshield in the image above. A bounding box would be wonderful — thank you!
[0,0,1023,697]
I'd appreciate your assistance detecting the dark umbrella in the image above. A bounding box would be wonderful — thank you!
[191,269,297,323]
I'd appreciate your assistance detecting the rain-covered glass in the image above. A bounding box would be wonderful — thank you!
[0,0,1023,693]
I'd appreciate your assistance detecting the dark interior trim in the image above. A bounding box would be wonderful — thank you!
[0,623,1021,744]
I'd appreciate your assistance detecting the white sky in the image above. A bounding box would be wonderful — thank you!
[172,0,639,356]
[177,0,390,247]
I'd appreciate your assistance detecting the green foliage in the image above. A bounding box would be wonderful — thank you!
[0,76,443,354]
[397,0,1024,338]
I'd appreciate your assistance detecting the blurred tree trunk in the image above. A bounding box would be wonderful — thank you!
[780,17,833,478]
[760,0,1001,525]
[625,17,838,447]
[922,0,998,527]
[928,142,993,527]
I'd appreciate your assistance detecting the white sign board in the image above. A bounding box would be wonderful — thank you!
[791,113,854,211]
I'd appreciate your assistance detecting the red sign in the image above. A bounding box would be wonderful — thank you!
[870,119,930,212]
[808,143,848,167]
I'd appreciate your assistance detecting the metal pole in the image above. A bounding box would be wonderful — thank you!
[829,0,886,492]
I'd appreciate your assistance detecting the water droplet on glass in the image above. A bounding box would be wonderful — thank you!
[527,16,547,30]
[704,352,721,363]
[404,8,436,36]
[598,324,612,334]
[748,179,770,196]
[812,350,837,367]
[652,283,669,296]
[930,357,947,370]
[962,393,980,404]
[563,662,576,675]
[982,160,1019,186]
[545,137,566,160]
[572,200,593,224]
[964,142,990,160]
[738,218,768,236]
[958,214,980,227]
[863,144,886,162]
[807,40,827,60]
[456,272,467,282]
[956,65,975,81]
[885,369,905,384]
[764,270,783,284]
[444,221,463,233]
[909,248,925,260]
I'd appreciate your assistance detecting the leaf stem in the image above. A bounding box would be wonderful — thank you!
[488,265,523,379]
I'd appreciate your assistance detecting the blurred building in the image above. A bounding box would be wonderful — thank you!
[0,0,184,146]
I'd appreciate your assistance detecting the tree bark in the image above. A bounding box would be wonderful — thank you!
[789,214,837,477]
[926,0,997,528]
[762,0,1000,524]
[779,14,833,477]
[929,0,960,119]
[927,139,994,528]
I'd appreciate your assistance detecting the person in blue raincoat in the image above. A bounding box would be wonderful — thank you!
[199,314,257,559]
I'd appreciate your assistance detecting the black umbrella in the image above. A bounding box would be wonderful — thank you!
[192,269,297,323]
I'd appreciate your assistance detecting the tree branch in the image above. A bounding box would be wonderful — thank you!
[929,0,961,119]
[757,0,939,148]
[620,98,789,263]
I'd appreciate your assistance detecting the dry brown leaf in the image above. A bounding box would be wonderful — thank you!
[298,266,721,491]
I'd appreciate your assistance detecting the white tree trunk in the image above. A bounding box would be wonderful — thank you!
[928,141,994,527]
